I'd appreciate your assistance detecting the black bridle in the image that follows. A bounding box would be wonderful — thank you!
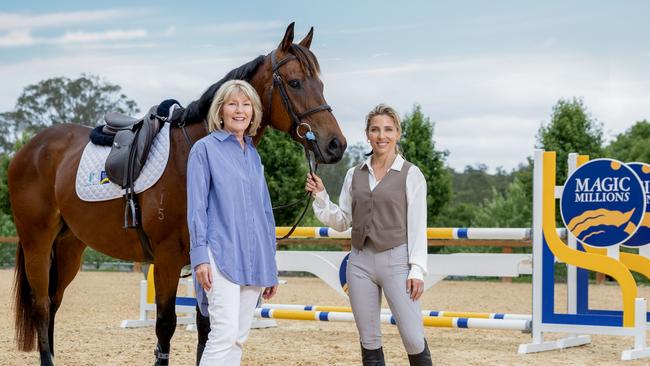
[264,48,333,240]
[266,49,331,134]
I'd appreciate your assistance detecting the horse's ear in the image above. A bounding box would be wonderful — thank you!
[279,22,295,52]
[298,27,314,49]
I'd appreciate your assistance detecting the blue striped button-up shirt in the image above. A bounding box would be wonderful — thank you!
[187,130,278,315]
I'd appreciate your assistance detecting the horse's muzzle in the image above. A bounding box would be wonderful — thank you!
[315,136,346,164]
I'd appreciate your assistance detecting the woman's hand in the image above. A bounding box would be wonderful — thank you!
[195,263,212,292]
[406,278,424,301]
[262,285,278,300]
[305,173,325,196]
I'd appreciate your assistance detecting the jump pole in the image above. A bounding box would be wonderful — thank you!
[276,226,567,240]
[255,308,531,331]
[259,303,531,321]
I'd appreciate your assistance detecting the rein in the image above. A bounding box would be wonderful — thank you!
[273,136,319,241]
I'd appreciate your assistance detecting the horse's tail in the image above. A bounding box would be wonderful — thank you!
[13,242,36,351]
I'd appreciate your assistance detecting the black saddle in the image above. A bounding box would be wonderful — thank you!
[104,113,140,133]
[88,99,181,188]
[104,106,162,189]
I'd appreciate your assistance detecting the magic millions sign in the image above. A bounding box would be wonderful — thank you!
[560,159,647,247]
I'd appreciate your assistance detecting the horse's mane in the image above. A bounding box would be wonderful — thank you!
[174,45,319,125]
[174,55,266,125]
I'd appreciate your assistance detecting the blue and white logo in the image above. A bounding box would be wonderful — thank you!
[560,159,645,247]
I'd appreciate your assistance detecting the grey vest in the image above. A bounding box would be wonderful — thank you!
[350,160,412,251]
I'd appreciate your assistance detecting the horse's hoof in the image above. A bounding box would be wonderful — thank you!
[154,344,169,366]
[154,356,170,366]
[196,342,206,366]
[39,351,54,366]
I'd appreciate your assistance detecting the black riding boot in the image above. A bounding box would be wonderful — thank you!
[407,339,432,366]
[361,344,385,366]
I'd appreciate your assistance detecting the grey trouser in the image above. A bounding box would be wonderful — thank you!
[347,243,425,354]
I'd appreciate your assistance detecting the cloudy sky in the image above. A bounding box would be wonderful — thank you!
[1,1,649,171]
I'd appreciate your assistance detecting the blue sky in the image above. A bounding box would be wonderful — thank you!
[1,1,649,171]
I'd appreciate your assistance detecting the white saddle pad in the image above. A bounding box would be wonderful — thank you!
[75,123,171,202]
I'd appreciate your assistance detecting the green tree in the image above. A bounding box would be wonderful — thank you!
[437,165,515,227]
[257,128,309,225]
[605,120,650,162]
[436,202,476,227]
[537,98,603,184]
[0,74,139,151]
[400,104,452,225]
[472,177,532,228]
[451,164,513,205]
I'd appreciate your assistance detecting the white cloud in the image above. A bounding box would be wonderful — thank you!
[0,10,140,31]
[0,29,149,48]
[0,50,269,115]
[0,9,151,48]
[200,21,286,35]
[53,29,148,44]
[436,116,539,170]
[0,29,35,47]
[319,23,426,35]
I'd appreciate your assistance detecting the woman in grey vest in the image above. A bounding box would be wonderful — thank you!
[306,104,431,366]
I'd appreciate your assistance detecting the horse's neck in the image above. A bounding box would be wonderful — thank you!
[171,122,208,169]
[249,58,292,138]
[252,124,268,146]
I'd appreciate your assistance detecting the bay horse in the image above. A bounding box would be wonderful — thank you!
[11,23,346,366]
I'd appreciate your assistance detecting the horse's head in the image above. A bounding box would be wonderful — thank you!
[254,23,346,164]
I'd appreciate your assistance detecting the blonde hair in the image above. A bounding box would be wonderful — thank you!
[365,103,401,154]
[207,80,263,135]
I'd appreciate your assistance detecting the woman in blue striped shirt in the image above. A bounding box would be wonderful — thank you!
[187,80,278,366]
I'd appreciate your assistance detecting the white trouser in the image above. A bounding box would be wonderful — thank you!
[199,251,263,366]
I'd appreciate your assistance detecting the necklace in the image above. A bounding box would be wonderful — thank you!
[372,155,396,182]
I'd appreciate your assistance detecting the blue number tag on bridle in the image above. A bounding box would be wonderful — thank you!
[305,131,316,141]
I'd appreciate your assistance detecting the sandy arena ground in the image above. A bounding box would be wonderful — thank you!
[2,269,650,365]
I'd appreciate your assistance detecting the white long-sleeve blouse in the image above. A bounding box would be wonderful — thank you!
[312,155,428,280]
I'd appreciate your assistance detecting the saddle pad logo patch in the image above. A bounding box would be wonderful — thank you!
[560,159,645,247]
[84,170,110,186]
[100,171,110,184]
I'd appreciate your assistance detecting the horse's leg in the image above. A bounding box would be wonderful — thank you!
[152,255,183,366]
[195,308,210,366]
[14,217,62,366]
[48,227,86,355]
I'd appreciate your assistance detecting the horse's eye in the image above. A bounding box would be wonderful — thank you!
[288,80,301,89]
